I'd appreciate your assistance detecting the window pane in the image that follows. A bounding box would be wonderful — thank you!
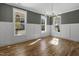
[41,15,47,32]
[41,25,45,31]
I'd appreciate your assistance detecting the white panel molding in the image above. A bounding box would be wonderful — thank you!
[0,22,51,46]
[51,23,79,42]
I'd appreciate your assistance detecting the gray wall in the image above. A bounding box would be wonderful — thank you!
[0,3,51,25]
[51,9,79,42]
[2,3,79,25]
[27,11,41,24]
[0,3,51,47]
[50,9,79,25]
[60,9,79,24]
[27,11,51,25]
[0,4,13,22]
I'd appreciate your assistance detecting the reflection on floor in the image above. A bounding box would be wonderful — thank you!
[0,36,79,56]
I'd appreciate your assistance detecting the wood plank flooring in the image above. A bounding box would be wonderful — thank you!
[0,36,79,56]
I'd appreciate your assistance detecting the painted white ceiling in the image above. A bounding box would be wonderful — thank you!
[53,3,79,15]
[8,3,53,16]
[7,3,79,16]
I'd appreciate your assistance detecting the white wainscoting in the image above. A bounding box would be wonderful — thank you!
[51,25,61,37]
[1,22,79,46]
[0,22,50,46]
[41,25,51,37]
[51,23,79,42]
[0,22,14,46]
[60,24,71,40]
[70,23,79,41]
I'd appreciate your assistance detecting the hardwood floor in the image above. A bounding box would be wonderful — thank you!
[0,36,79,56]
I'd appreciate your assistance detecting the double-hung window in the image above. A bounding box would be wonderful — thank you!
[13,8,27,36]
[41,15,47,33]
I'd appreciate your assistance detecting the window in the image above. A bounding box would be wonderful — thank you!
[53,16,61,25]
[53,16,61,32]
[41,15,47,32]
[13,8,27,36]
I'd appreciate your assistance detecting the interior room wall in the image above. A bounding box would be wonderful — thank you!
[1,3,79,47]
[51,9,79,42]
[0,3,51,47]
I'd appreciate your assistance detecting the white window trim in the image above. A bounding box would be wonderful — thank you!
[13,8,27,36]
[41,15,47,33]
[53,16,61,26]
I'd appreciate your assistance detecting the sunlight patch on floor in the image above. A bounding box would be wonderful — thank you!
[50,38,59,45]
[28,39,41,46]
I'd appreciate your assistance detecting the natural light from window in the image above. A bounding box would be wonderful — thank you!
[50,38,59,45]
[41,15,47,33]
